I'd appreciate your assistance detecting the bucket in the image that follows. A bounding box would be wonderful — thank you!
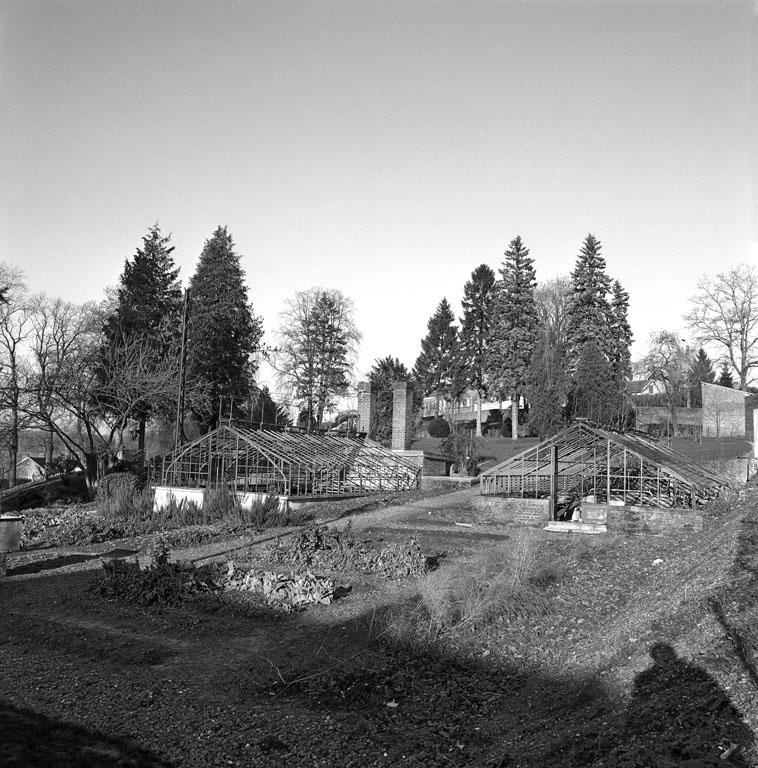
[0,516,23,552]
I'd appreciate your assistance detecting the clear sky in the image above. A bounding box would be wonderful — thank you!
[2,0,757,395]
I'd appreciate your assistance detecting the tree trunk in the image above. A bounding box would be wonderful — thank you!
[511,396,519,440]
[44,429,54,478]
[137,415,146,474]
[84,453,99,499]
[7,402,18,488]
[476,392,483,437]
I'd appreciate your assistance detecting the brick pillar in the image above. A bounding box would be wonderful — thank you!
[357,381,374,436]
[392,381,414,451]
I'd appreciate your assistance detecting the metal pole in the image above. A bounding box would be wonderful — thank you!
[173,288,190,452]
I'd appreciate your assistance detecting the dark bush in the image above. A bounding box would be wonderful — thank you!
[427,417,451,438]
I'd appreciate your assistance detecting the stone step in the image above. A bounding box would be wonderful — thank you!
[544,520,607,535]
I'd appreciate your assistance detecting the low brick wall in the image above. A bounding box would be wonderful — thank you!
[475,495,704,534]
[584,502,704,534]
[421,475,479,491]
[472,496,550,527]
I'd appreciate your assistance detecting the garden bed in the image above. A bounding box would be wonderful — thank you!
[1,488,757,767]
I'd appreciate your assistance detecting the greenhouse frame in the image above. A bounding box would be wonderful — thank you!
[480,422,730,512]
[159,422,420,498]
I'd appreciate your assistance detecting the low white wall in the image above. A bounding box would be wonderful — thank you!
[153,486,289,514]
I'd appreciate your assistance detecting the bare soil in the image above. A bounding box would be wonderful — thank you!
[2,487,758,767]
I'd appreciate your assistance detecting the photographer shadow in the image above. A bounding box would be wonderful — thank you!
[615,642,753,766]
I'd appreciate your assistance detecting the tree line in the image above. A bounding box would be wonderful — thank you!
[411,234,633,438]
[0,225,361,492]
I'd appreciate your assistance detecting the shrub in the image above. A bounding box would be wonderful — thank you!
[90,546,219,606]
[98,484,155,530]
[427,417,451,438]
[96,472,140,505]
[440,426,483,475]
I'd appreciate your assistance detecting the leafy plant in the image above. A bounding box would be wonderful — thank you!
[267,523,428,578]
[89,547,219,606]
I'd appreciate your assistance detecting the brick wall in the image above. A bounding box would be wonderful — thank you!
[588,503,705,534]
[423,456,450,476]
[472,496,550,527]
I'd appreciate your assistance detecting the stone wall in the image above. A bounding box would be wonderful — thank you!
[702,382,747,438]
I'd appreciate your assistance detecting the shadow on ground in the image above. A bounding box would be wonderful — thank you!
[1,701,174,768]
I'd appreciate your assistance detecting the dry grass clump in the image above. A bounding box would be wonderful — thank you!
[383,530,548,647]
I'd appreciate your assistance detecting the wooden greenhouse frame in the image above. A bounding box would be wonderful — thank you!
[480,423,730,514]
[161,423,420,498]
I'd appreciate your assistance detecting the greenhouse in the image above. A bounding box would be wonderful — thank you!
[159,422,420,499]
[480,422,730,513]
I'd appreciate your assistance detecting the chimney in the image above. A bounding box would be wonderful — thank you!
[392,381,414,451]
[357,381,374,436]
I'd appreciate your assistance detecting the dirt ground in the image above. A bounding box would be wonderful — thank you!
[2,488,758,767]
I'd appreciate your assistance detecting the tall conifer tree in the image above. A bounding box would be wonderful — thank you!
[187,226,262,431]
[609,279,633,383]
[413,298,459,414]
[102,224,182,456]
[717,363,735,389]
[566,234,613,363]
[688,348,715,406]
[459,264,496,435]
[488,236,538,439]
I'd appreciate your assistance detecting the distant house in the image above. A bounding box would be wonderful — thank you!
[422,390,511,423]
[626,379,662,397]
[16,456,47,482]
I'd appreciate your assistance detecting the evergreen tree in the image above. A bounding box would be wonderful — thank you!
[101,224,182,457]
[186,226,263,431]
[413,298,458,413]
[688,348,715,406]
[368,356,416,443]
[488,236,538,439]
[567,340,622,426]
[609,280,633,383]
[566,234,613,363]
[248,385,290,427]
[526,276,571,438]
[526,332,569,438]
[717,362,735,389]
[458,264,496,436]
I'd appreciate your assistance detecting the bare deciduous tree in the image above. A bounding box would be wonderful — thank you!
[25,297,182,494]
[640,331,688,437]
[685,264,758,391]
[275,288,360,429]
[0,264,33,486]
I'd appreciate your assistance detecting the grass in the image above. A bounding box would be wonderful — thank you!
[381,530,549,647]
